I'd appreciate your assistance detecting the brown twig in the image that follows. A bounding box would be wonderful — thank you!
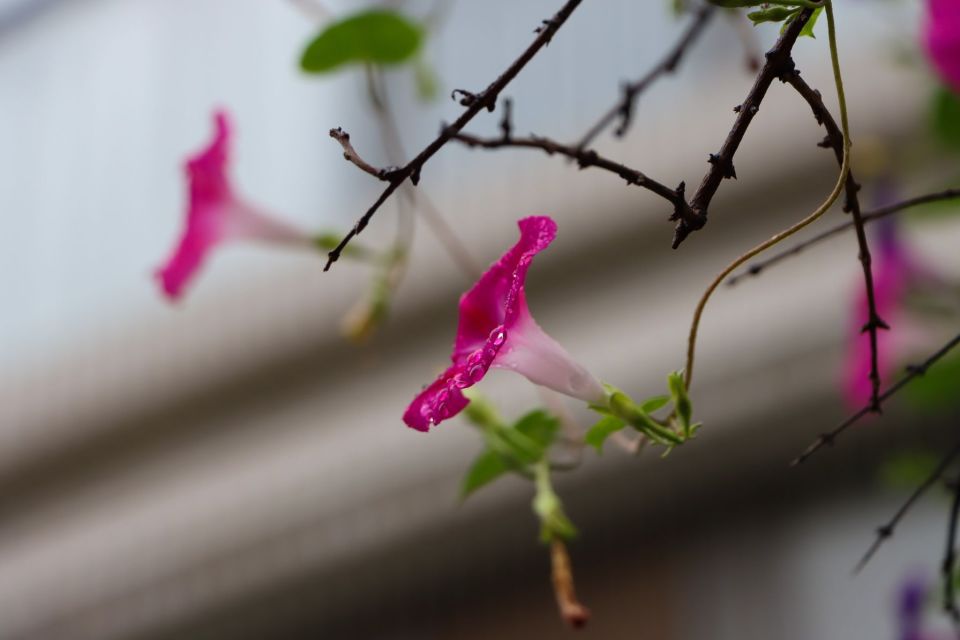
[366,67,483,280]
[727,188,960,285]
[329,127,402,181]
[575,4,716,149]
[793,331,960,466]
[783,69,887,412]
[452,130,696,226]
[323,0,585,271]
[852,441,960,574]
[674,8,814,249]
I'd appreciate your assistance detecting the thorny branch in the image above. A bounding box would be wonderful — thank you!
[323,0,585,271]
[451,130,696,226]
[327,6,817,270]
[673,7,815,248]
[727,188,960,284]
[575,4,716,149]
[784,69,887,412]
[853,441,960,574]
[793,331,960,466]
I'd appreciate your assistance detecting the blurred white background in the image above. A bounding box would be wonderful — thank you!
[0,1,957,639]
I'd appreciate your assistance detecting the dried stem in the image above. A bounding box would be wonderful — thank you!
[550,539,591,628]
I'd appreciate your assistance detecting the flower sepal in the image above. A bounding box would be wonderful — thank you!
[586,375,701,455]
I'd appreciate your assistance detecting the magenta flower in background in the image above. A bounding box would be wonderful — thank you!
[404,216,605,432]
[924,0,960,94]
[155,110,311,300]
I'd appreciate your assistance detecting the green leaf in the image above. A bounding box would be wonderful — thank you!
[461,450,510,499]
[707,0,768,7]
[880,451,941,491]
[640,395,671,414]
[931,86,960,151]
[747,7,795,25]
[584,416,626,453]
[513,410,560,451]
[904,353,960,411]
[798,7,823,38]
[301,10,424,73]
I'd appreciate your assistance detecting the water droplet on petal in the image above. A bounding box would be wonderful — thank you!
[489,326,506,347]
[468,364,485,382]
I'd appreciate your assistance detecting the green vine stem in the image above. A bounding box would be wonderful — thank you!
[683,1,850,390]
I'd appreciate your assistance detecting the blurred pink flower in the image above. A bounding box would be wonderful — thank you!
[924,0,960,93]
[155,110,311,300]
[403,216,604,431]
[843,218,926,408]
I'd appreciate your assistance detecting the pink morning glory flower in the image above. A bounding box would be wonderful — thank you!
[155,110,312,300]
[924,0,960,94]
[403,216,605,432]
[843,216,926,408]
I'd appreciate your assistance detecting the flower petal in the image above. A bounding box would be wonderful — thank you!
[403,217,557,430]
[453,216,557,361]
[494,310,605,405]
[403,216,603,431]
[155,110,310,300]
[924,0,960,94]
[403,369,472,432]
[155,111,234,300]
